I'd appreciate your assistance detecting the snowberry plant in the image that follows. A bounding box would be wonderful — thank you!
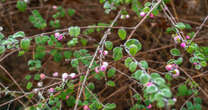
[0,0,207,110]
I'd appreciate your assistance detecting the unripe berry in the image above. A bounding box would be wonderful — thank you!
[62,73,68,81]
[103,50,108,56]
[53,72,58,77]
[48,88,55,93]
[40,73,46,80]
[95,67,100,73]
[69,73,76,79]
[150,13,154,18]
[140,12,146,17]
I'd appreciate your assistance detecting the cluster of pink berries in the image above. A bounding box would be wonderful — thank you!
[120,14,130,19]
[165,64,180,77]
[174,35,191,48]
[54,32,63,41]
[99,50,108,56]
[95,62,109,73]
[62,72,76,81]
[140,12,154,18]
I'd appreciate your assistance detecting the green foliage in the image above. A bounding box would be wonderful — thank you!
[175,22,186,30]
[170,48,181,56]
[29,10,47,29]
[26,82,33,90]
[106,80,115,87]
[28,59,41,71]
[105,41,113,50]
[68,8,76,16]
[20,38,31,51]
[68,26,81,37]
[125,39,142,56]
[177,84,193,96]
[16,0,27,12]
[118,29,127,40]
[113,47,123,61]
[107,68,116,78]
[129,62,137,72]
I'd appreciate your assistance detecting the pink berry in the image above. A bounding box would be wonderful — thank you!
[180,42,186,48]
[147,104,152,109]
[165,64,173,71]
[100,65,107,72]
[95,67,100,73]
[52,5,57,10]
[40,73,46,80]
[103,50,108,56]
[102,62,108,67]
[146,82,153,87]
[83,105,89,110]
[62,73,68,81]
[55,33,60,38]
[48,88,55,93]
[193,62,198,65]
[37,82,43,87]
[173,98,177,102]
[57,34,63,40]
[140,12,146,17]
[172,69,180,77]
[186,35,190,39]
[66,96,69,99]
[150,13,154,18]
[99,50,103,54]
[53,72,58,77]
[69,73,76,79]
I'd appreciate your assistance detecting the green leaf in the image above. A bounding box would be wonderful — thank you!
[140,74,151,84]
[113,47,123,61]
[175,22,186,30]
[106,81,116,87]
[129,62,137,72]
[64,51,72,59]
[145,85,158,94]
[125,57,133,68]
[25,75,31,80]
[20,38,31,51]
[125,39,142,52]
[177,84,188,96]
[132,70,144,80]
[0,32,5,40]
[139,60,148,69]
[71,59,79,68]
[118,29,127,40]
[170,48,181,56]
[16,0,27,12]
[105,41,113,50]
[34,74,40,80]
[0,45,5,55]
[161,88,172,98]
[68,26,80,37]
[13,31,25,38]
[80,38,88,46]
[67,8,75,16]
[87,82,95,90]
[129,44,139,56]
[107,68,116,78]
[26,82,33,90]
[175,57,183,65]
[104,103,116,110]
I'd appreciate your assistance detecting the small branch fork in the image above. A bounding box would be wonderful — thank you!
[73,10,122,110]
